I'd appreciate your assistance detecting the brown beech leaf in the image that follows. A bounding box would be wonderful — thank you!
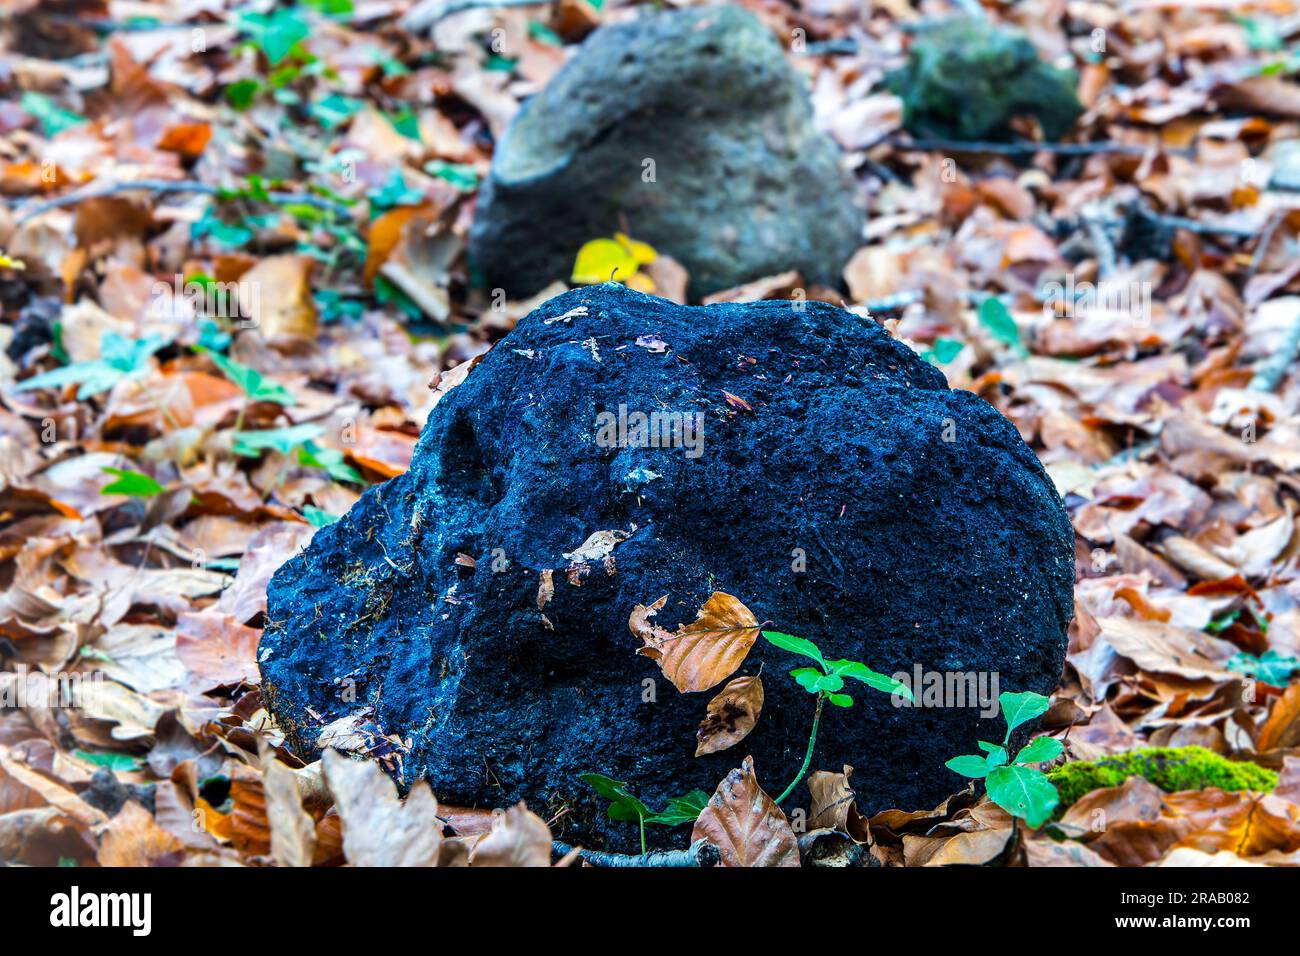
[321,750,444,867]
[242,254,318,339]
[691,756,799,867]
[807,765,870,842]
[469,802,553,867]
[631,591,761,693]
[96,801,184,867]
[1257,684,1300,754]
[260,749,316,868]
[696,675,764,756]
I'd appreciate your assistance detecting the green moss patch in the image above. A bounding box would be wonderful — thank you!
[1047,746,1277,808]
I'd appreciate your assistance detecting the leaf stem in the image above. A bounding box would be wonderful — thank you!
[775,692,824,805]
[638,813,647,855]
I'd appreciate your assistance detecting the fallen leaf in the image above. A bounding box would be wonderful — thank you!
[469,802,552,867]
[691,755,799,867]
[321,749,445,867]
[631,591,762,693]
[695,675,764,757]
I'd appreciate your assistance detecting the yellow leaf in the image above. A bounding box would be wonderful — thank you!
[572,238,638,285]
[615,232,657,266]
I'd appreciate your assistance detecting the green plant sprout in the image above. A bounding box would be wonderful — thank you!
[760,630,913,805]
[945,690,1062,828]
[579,773,708,854]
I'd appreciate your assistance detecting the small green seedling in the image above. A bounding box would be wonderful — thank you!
[946,690,1062,828]
[100,467,163,498]
[579,773,708,854]
[761,630,913,804]
[1227,649,1299,686]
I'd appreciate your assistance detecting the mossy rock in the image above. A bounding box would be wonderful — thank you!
[1047,746,1277,808]
[887,17,1082,141]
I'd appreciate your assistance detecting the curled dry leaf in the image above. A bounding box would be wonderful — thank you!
[696,675,764,757]
[261,750,316,868]
[631,591,761,693]
[1257,683,1300,754]
[321,749,445,867]
[691,755,799,867]
[242,254,318,339]
[469,802,553,867]
[96,801,183,867]
[807,765,870,843]
[562,527,632,564]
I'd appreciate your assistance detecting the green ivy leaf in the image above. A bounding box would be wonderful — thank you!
[298,442,363,484]
[226,79,262,110]
[240,8,311,65]
[21,91,87,137]
[761,630,827,669]
[924,337,965,366]
[303,505,339,528]
[101,467,163,498]
[198,347,294,405]
[985,764,1059,828]
[1227,649,1300,686]
[425,160,479,193]
[828,659,913,701]
[310,93,363,129]
[978,296,1025,356]
[579,772,652,823]
[1013,736,1064,766]
[645,790,708,827]
[232,423,326,458]
[17,332,168,399]
[945,755,990,779]
[999,690,1051,737]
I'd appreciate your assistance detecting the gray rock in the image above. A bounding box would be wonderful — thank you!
[468,5,864,300]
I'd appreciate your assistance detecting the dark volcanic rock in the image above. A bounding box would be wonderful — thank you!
[467,5,863,301]
[261,284,1073,851]
[888,17,1083,141]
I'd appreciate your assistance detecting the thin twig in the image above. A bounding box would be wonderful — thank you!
[1126,204,1260,239]
[883,135,1194,159]
[1246,211,1285,279]
[552,838,720,868]
[14,179,354,224]
[1250,306,1300,393]
[1082,203,1117,280]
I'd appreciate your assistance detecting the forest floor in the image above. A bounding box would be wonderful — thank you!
[2,0,1300,867]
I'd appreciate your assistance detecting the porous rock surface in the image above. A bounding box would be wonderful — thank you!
[261,284,1074,851]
